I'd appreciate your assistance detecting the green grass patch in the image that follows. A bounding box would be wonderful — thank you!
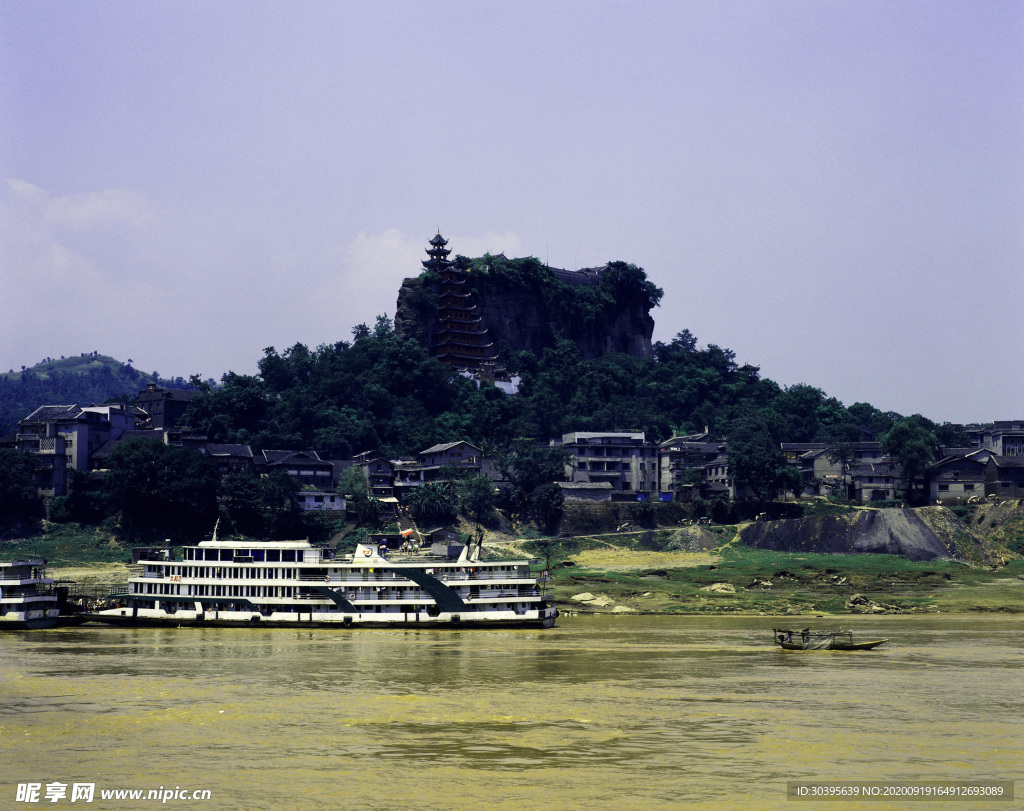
[1,523,131,566]
[799,500,859,518]
[551,541,1024,614]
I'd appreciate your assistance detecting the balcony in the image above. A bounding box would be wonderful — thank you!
[0,576,53,586]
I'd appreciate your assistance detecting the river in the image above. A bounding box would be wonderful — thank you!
[1,615,1020,810]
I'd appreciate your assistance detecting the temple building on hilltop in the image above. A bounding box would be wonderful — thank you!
[423,233,498,372]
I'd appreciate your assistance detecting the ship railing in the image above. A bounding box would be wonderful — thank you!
[108,585,130,596]
[1,593,58,603]
[0,576,51,586]
[437,572,532,582]
[285,571,534,584]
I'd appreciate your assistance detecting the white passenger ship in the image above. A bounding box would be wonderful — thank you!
[0,557,59,629]
[87,534,557,629]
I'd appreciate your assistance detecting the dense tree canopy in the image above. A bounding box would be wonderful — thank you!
[3,255,973,536]
[883,417,939,504]
[0,449,40,524]
[105,438,219,540]
[173,318,961,474]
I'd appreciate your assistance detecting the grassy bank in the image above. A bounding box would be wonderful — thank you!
[521,528,1024,616]
[6,517,1023,615]
[0,523,131,566]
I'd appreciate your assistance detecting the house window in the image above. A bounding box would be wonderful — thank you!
[963,484,974,491]
[938,484,949,491]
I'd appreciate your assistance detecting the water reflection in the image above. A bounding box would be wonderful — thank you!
[1,615,1020,810]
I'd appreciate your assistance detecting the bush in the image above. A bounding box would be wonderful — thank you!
[948,505,976,522]
[48,496,73,524]
[633,500,655,528]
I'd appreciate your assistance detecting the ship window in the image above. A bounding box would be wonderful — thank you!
[267,550,280,562]
[282,551,296,562]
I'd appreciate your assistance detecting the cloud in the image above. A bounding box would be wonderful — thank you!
[6,179,154,230]
[328,229,525,328]
[0,180,168,372]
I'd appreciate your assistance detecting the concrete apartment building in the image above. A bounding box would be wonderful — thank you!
[556,431,659,496]
[966,421,1024,457]
[16,403,138,496]
[658,432,729,501]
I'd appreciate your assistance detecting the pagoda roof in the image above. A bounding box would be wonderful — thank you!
[436,322,488,333]
[429,233,449,247]
[438,315,482,325]
[437,343,491,353]
[436,335,494,348]
[436,353,498,365]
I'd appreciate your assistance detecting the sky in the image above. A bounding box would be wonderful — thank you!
[1,1,1021,425]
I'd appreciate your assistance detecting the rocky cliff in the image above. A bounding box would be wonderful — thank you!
[738,507,995,562]
[394,257,657,363]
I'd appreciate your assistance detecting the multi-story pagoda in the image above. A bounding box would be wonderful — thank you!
[423,233,497,371]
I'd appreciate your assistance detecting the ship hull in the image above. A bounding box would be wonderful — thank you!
[84,606,558,630]
[0,615,59,630]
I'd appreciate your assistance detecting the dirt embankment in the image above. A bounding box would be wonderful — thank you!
[738,507,972,562]
[50,562,132,587]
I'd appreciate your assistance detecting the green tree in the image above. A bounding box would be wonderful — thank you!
[825,441,856,498]
[726,411,793,502]
[933,422,969,448]
[219,472,264,536]
[528,482,564,535]
[105,439,219,539]
[257,470,302,538]
[459,474,497,524]
[0,449,40,524]
[61,468,106,523]
[882,418,937,505]
[406,481,459,526]
[601,261,664,310]
[337,466,382,528]
[496,439,571,518]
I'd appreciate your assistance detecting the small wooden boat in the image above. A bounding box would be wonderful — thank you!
[772,628,887,651]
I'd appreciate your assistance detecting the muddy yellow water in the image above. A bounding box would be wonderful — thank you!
[1,616,1020,810]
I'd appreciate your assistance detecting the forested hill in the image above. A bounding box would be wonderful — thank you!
[0,355,199,434]
[181,320,966,463]
[177,253,964,462]
[5,259,966,461]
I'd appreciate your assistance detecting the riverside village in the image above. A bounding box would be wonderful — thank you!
[2,235,1023,627]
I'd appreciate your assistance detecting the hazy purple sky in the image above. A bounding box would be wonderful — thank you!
[2,1,1021,424]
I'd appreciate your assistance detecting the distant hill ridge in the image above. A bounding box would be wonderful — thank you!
[0,354,200,434]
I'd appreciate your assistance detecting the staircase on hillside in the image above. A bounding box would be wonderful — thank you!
[397,513,423,549]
